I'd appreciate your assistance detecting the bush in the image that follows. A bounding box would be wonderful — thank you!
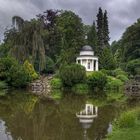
[106,76,124,90]
[116,74,129,82]
[101,69,128,78]
[59,64,86,87]
[9,65,30,87]
[0,57,32,87]
[87,71,107,91]
[113,68,128,77]
[43,56,55,74]
[51,78,62,89]
[72,83,89,95]
[126,59,140,75]
[23,60,38,81]
[117,111,136,128]
[135,108,140,120]
[100,69,115,76]
[0,81,7,89]
[99,47,116,70]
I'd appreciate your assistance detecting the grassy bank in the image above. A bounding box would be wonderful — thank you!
[106,107,140,140]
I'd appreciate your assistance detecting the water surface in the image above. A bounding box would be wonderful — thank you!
[0,91,122,140]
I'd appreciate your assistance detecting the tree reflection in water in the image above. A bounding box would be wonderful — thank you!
[0,91,120,140]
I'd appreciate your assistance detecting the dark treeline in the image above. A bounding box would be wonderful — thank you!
[111,19,140,75]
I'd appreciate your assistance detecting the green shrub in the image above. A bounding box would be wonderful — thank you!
[59,64,86,87]
[100,69,115,76]
[106,76,124,90]
[23,60,38,81]
[0,90,6,96]
[72,83,89,95]
[0,81,7,89]
[116,74,129,82]
[87,71,107,91]
[136,108,140,120]
[126,59,140,75]
[9,66,30,87]
[113,68,128,77]
[100,69,128,78]
[99,47,116,70]
[51,78,62,89]
[43,56,55,74]
[0,56,31,87]
[117,111,136,128]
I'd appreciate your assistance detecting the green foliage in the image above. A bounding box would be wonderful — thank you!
[111,19,140,70]
[96,7,104,47]
[59,64,86,87]
[103,10,110,45]
[0,90,7,96]
[0,81,7,89]
[96,8,110,47]
[0,56,21,82]
[87,71,107,91]
[111,41,122,67]
[116,74,129,82]
[5,19,46,72]
[107,108,140,140]
[99,47,116,70]
[126,59,140,75]
[51,78,62,89]
[0,57,31,87]
[43,56,55,74]
[23,60,38,81]
[87,22,97,50]
[101,68,128,77]
[9,66,30,87]
[113,68,128,77]
[0,43,11,57]
[106,91,126,103]
[100,69,115,76]
[106,76,124,90]
[72,83,89,95]
[56,10,85,65]
[117,111,137,128]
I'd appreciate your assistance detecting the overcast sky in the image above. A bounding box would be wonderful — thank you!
[0,0,140,43]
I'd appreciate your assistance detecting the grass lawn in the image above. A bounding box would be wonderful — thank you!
[107,121,140,140]
[106,107,140,140]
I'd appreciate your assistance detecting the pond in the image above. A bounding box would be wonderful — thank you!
[0,90,125,140]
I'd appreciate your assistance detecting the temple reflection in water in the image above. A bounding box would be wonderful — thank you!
[76,104,98,140]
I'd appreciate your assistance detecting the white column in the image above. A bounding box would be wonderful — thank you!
[95,107,98,116]
[76,59,78,64]
[92,59,94,71]
[86,105,88,115]
[85,59,88,71]
[95,60,99,71]
[91,105,93,115]
[81,59,82,65]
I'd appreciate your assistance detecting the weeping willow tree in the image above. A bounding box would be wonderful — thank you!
[9,18,46,72]
[32,31,46,72]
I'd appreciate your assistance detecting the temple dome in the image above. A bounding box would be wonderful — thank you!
[81,45,93,51]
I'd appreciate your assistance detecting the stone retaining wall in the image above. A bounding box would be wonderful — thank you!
[28,75,53,96]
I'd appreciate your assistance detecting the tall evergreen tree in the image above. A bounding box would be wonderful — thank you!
[87,22,98,51]
[103,10,110,46]
[96,7,104,47]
